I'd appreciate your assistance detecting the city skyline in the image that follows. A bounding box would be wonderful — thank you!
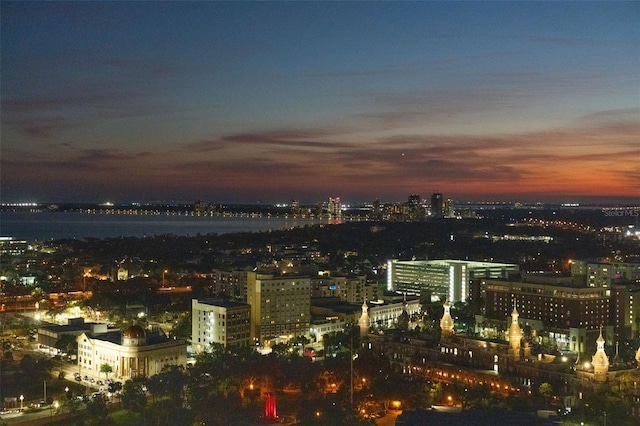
[1,2,639,205]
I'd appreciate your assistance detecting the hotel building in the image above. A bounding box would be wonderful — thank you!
[479,278,614,353]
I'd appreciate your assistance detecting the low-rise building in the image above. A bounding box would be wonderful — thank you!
[77,324,187,379]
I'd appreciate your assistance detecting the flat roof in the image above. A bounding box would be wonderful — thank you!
[392,259,518,267]
[195,298,250,308]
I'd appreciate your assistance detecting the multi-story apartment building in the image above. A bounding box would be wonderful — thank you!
[327,197,341,219]
[311,274,379,303]
[247,272,311,344]
[191,298,251,352]
[208,269,247,299]
[387,259,519,302]
[571,260,640,287]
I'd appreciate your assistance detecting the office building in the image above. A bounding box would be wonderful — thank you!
[430,193,443,217]
[191,298,251,352]
[387,259,519,302]
[247,272,311,344]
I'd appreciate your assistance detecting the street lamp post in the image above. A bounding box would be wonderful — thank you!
[19,394,23,410]
[162,270,168,288]
[49,401,59,424]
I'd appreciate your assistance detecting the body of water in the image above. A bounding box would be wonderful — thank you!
[0,211,325,241]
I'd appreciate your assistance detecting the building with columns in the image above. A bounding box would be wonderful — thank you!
[77,324,187,379]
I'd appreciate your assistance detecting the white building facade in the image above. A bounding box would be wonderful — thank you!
[387,259,519,302]
[77,324,187,379]
[191,298,251,352]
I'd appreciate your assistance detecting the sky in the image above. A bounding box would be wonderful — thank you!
[1,1,639,205]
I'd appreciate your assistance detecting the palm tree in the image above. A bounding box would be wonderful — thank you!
[539,382,552,408]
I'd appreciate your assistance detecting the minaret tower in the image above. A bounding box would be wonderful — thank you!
[358,299,371,337]
[440,300,454,335]
[592,326,610,383]
[508,305,523,361]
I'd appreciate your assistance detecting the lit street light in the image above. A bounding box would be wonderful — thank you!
[162,269,168,287]
[19,394,24,410]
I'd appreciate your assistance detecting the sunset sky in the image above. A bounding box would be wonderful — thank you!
[1,2,639,204]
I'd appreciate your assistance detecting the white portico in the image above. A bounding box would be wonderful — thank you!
[77,324,187,379]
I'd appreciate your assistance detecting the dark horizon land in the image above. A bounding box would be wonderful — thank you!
[1,2,639,205]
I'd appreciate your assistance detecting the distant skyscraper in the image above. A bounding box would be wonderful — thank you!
[431,193,443,217]
[290,199,300,216]
[327,197,341,219]
[407,194,424,220]
[444,198,455,218]
[372,198,381,220]
[408,194,420,207]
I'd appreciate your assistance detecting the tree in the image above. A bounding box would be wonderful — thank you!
[539,382,553,408]
[55,334,78,356]
[85,394,113,426]
[121,378,147,413]
[99,363,112,380]
[170,312,192,340]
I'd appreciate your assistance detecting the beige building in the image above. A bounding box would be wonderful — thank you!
[311,274,378,303]
[77,324,187,379]
[191,298,251,352]
[571,260,640,287]
[247,272,311,344]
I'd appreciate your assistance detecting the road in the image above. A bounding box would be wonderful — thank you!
[375,410,401,426]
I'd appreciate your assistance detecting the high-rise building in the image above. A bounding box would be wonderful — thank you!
[430,193,443,217]
[191,298,251,352]
[387,259,519,302]
[408,194,420,207]
[247,272,311,344]
[327,197,341,219]
[290,199,301,216]
[208,269,247,299]
[372,198,381,220]
[444,198,455,218]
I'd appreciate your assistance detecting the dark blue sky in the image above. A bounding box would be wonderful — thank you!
[1,2,639,204]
